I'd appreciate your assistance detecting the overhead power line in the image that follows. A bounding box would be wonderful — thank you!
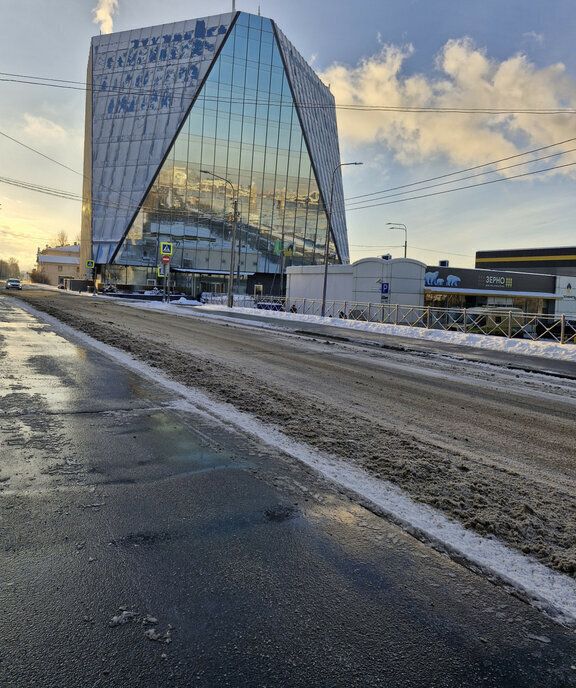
[2,123,576,219]
[349,243,474,258]
[1,71,576,115]
[0,129,140,212]
[345,137,576,201]
[345,146,576,208]
[346,160,576,212]
[3,154,576,219]
[0,131,82,177]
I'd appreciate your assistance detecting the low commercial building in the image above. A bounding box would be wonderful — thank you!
[423,264,559,314]
[35,244,81,286]
[287,257,571,315]
[476,246,576,317]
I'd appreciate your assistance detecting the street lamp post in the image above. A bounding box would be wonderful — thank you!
[386,222,408,258]
[201,169,238,308]
[321,161,362,317]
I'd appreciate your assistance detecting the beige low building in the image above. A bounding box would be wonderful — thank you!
[36,244,80,286]
[286,257,427,309]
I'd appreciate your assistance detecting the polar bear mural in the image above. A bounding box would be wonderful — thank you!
[424,271,439,286]
[446,275,461,287]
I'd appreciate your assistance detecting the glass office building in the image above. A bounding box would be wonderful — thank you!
[81,11,349,295]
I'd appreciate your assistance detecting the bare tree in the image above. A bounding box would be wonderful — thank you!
[8,257,20,278]
[55,231,69,247]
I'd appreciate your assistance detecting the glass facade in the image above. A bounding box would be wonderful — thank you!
[84,12,348,294]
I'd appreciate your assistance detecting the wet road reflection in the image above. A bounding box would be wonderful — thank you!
[2,296,576,688]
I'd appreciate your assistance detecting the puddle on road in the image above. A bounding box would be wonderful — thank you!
[137,412,253,475]
[2,302,171,413]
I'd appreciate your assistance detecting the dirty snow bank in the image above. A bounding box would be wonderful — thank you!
[198,304,576,363]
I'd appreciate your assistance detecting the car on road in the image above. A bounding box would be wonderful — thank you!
[5,279,22,290]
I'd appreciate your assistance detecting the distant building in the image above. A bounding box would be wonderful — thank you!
[287,257,574,316]
[36,244,80,286]
[81,11,348,296]
[475,247,576,316]
[476,247,576,277]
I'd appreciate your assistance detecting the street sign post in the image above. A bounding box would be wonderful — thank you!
[162,256,172,302]
[381,282,390,303]
[85,260,95,293]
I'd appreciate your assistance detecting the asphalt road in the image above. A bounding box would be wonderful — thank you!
[5,289,576,575]
[189,303,576,379]
[2,297,576,687]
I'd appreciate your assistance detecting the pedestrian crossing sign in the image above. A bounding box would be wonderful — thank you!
[160,242,173,256]
[86,260,95,268]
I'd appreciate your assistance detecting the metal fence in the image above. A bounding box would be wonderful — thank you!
[201,293,576,344]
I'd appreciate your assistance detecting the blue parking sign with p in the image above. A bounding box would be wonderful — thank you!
[160,242,173,256]
[381,282,390,295]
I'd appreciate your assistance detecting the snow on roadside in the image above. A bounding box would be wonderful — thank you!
[16,298,576,627]
[102,294,576,364]
[44,288,576,363]
[201,304,576,363]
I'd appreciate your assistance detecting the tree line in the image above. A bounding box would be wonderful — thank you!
[0,258,21,280]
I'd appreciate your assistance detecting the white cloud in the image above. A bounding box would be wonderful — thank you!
[322,38,576,176]
[523,31,544,46]
[92,0,119,35]
[21,114,67,142]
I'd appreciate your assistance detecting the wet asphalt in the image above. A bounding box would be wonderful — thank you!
[1,296,576,688]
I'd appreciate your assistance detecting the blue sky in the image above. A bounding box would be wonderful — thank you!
[1,0,575,271]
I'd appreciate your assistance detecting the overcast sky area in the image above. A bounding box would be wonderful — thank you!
[1,0,575,271]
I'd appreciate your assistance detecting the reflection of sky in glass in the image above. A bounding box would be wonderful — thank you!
[109,13,345,275]
[90,14,234,264]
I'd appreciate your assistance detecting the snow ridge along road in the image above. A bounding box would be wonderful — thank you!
[7,290,576,623]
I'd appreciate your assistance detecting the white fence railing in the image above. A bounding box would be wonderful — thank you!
[200,294,576,344]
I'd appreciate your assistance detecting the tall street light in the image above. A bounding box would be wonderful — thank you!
[386,222,407,258]
[321,161,363,317]
[201,169,238,308]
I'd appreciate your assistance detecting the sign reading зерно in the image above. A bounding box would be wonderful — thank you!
[425,265,556,294]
